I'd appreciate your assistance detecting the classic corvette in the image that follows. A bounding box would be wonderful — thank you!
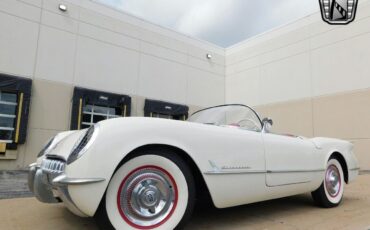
[28,104,359,229]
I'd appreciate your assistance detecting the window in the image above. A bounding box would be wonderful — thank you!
[0,91,18,143]
[71,87,131,130]
[144,99,189,121]
[81,104,121,129]
[0,74,32,154]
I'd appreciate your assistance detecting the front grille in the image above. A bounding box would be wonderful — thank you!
[41,158,66,174]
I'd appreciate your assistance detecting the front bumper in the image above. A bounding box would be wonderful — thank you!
[28,157,105,217]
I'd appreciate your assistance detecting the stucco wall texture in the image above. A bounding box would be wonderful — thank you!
[0,0,369,170]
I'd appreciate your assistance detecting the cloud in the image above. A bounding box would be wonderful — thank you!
[100,0,199,27]
[176,1,240,37]
[96,0,318,47]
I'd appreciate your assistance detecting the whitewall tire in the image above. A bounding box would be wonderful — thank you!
[96,150,195,230]
[312,158,345,208]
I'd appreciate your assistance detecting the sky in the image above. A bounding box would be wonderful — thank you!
[96,0,319,47]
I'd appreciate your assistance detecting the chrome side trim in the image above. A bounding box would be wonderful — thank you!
[208,160,221,173]
[204,168,325,175]
[349,167,360,171]
[266,169,325,173]
[267,180,311,187]
[53,175,105,185]
[204,170,266,175]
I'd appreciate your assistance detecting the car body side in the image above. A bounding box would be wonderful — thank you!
[36,117,359,217]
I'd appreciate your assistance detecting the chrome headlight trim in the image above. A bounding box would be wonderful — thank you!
[37,136,56,158]
[67,124,100,164]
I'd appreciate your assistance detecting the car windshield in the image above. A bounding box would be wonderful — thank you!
[188,105,262,132]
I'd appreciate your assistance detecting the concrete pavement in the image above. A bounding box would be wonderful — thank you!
[0,175,369,230]
[0,171,32,199]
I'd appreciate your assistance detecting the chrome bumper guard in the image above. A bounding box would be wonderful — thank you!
[28,158,105,217]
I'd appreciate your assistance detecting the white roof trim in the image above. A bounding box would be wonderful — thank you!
[65,0,225,55]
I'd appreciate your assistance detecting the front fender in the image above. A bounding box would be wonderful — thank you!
[65,118,206,216]
[313,137,359,183]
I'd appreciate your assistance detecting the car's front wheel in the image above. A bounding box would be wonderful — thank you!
[96,150,195,229]
[311,157,345,208]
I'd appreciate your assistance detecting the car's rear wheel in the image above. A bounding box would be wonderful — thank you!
[95,150,195,229]
[311,158,344,208]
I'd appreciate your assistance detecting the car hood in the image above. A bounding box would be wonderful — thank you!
[40,130,85,162]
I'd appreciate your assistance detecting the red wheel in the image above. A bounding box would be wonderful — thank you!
[96,150,195,229]
[312,158,345,208]
[116,166,178,229]
[325,164,342,199]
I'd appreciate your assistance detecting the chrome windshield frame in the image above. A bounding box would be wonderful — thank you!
[189,104,263,128]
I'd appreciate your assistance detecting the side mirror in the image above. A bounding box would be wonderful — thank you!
[262,117,273,133]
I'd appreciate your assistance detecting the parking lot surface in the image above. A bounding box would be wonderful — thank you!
[0,174,369,230]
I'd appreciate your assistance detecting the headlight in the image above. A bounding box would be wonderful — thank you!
[37,136,56,157]
[67,124,99,164]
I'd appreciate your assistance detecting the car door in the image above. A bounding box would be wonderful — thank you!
[201,127,266,208]
[263,133,316,187]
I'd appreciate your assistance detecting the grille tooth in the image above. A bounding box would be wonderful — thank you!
[41,158,66,174]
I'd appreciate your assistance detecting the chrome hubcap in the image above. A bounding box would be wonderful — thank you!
[325,165,341,198]
[118,166,177,228]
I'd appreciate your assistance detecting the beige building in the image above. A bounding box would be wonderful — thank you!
[0,0,369,170]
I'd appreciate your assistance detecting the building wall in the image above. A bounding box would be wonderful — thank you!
[225,0,370,170]
[1,0,369,171]
[0,0,225,169]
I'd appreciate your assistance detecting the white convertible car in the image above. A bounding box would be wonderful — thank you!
[28,104,359,229]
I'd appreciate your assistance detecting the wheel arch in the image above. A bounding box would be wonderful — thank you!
[329,151,349,184]
[116,144,213,205]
